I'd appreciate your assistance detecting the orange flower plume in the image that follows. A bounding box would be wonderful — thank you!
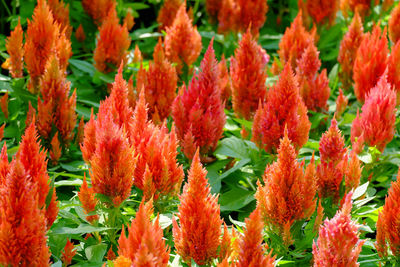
[218,0,240,34]
[313,193,364,266]
[16,121,58,227]
[47,0,72,37]
[24,0,71,93]
[351,74,397,153]
[316,118,347,200]
[164,3,202,73]
[230,29,268,120]
[206,0,222,20]
[38,56,77,144]
[0,160,50,266]
[78,174,99,223]
[276,12,315,73]
[0,93,8,119]
[389,4,400,44]
[75,24,86,43]
[255,129,317,245]
[296,42,330,111]
[345,152,362,192]
[299,0,339,26]
[87,114,136,207]
[115,200,170,266]
[124,9,135,31]
[173,150,223,265]
[341,0,379,18]
[94,10,131,73]
[335,89,348,118]
[235,208,275,267]
[218,55,231,105]
[353,25,388,102]
[172,41,225,161]
[387,41,400,104]
[136,38,178,123]
[252,63,311,153]
[5,18,23,78]
[157,0,183,30]
[130,90,184,199]
[61,239,76,266]
[375,168,400,258]
[50,132,61,165]
[338,11,363,90]
[82,0,116,25]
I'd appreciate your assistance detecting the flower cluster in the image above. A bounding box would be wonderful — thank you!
[4,19,23,78]
[172,41,226,161]
[298,0,339,26]
[389,4,400,44]
[157,0,183,30]
[230,29,268,120]
[81,0,116,25]
[255,128,317,245]
[252,63,310,153]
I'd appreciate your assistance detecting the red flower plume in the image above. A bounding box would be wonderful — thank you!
[0,161,50,266]
[276,12,316,73]
[173,150,223,265]
[389,4,400,44]
[136,38,178,123]
[217,0,240,34]
[319,118,347,165]
[255,129,317,245]
[157,0,183,30]
[47,0,72,37]
[351,74,397,153]
[236,208,275,267]
[296,42,330,111]
[116,200,170,266]
[376,168,400,257]
[338,11,364,90]
[335,89,348,118]
[78,174,99,223]
[172,41,225,161]
[230,29,268,120]
[0,93,8,119]
[61,239,76,266]
[82,0,116,25]
[94,10,131,73]
[387,41,400,104]
[164,3,202,73]
[313,193,364,266]
[252,63,310,153]
[206,0,222,20]
[218,55,232,105]
[75,24,86,43]
[300,0,339,26]
[353,25,388,102]
[236,0,268,36]
[5,18,23,78]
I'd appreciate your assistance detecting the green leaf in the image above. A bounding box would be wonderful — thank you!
[215,136,250,159]
[85,243,107,263]
[352,182,369,200]
[69,59,96,76]
[219,187,254,211]
[52,224,111,235]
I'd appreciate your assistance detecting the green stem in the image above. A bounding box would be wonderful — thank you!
[106,206,120,247]
[1,0,11,17]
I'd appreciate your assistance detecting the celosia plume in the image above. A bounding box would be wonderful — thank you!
[218,0,240,34]
[136,38,178,123]
[230,29,268,120]
[383,0,395,11]
[299,0,339,26]
[24,0,71,93]
[255,129,317,245]
[345,152,362,192]
[130,91,184,199]
[0,124,4,142]
[157,0,183,30]
[389,4,400,44]
[78,174,99,223]
[338,11,364,90]
[206,0,222,20]
[387,41,400,104]
[94,10,131,73]
[172,41,226,161]
[0,160,50,266]
[38,56,77,144]
[82,0,116,25]
[296,42,330,111]
[276,12,315,73]
[218,55,231,105]
[340,0,379,18]
[252,63,311,153]
[61,239,76,266]
[375,168,400,257]
[116,200,170,266]
[316,118,347,200]
[313,193,364,266]
[75,24,86,42]
[0,93,8,119]
[124,9,135,31]
[76,116,85,144]
[47,0,72,37]
[236,0,268,35]
[353,25,388,102]
[351,74,397,153]
[164,3,202,73]
[335,89,348,118]
[50,132,62,165]
[5,18,23,78]
[173,150,223,265]
[16,121,58,227]
[235,208,275,267]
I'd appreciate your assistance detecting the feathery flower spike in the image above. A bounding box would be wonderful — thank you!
[5,18,23,78]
